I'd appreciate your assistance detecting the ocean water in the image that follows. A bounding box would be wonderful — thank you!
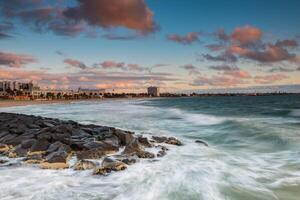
[0,95,300,200]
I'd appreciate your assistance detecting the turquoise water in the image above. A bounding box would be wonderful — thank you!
[0,95,300,200]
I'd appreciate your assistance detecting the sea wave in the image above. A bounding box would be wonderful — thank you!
[168,108,225,126]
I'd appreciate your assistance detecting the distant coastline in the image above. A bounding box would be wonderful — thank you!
[0,93,299,108]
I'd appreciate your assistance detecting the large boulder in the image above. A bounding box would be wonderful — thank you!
[123,139,155,159]
[113,129,134,146]
[166,137,182,146]
[151,136,167,143]
[93,156,127,175]
[74,160,97,170]
[30,139,50,152]
[137,136,153,147]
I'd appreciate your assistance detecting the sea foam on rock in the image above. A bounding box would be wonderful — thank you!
[0,112,182,175]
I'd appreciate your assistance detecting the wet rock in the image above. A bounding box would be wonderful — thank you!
[93,157,127,175]
[0,112,182,172]
[166,137,182,146]
[76,146,115,160]
[30,139,50,152]
[113,155,137,165]
[0,133,18,145]
[26,153,44,164]
[0,159,8,164]
[0,143,10,153]
[12,145,28,157]
[40,162,69,169]
[113,129,134,146]
[151,136,167,143]
[123,138,155,158]
[195,140,208,146]
[157,150,166,157]
[137,136,153,147]
[47,141,71,154]
[21,139,37,149]
[45,150,69,163]
[74,160,97,170]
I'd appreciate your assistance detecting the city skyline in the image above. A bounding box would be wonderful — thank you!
[0,0,300,93]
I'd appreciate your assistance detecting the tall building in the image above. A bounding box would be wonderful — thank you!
[147,86,160,97]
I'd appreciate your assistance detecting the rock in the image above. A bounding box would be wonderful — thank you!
[123,139,155,158]
[166,137,182,146]
[26,153,44,164]
[113,129,134,146]
[0,133,18,145]
[74,160,97,170]
[0,143,10,153]
[40,162,69,169]
[42,121,55,128]
[123,138,144,154]
[30,139,50,152]
[45,149,70,163]
[76,147,115,160]
[113,155,137,165]
[0,159,8,164]
[136,151,155,158]
[0,113,181,172]
[93,157,127,175]
[138,136,153,147]
[21,139,37,149]
[47,141,71,154]
[195,140,208,146]
[12,145,28,157]
[157,150,167,157]
[151,136,167,143]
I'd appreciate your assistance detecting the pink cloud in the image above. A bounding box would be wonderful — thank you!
[100,61,125,69]
[231,25,262,45]
[63,0,158,34]
[254,73,288,84]
[0,51,37,68]
[64,58,87,69]
[167,32,200,45]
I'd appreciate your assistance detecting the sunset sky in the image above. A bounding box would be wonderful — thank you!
[0,0,300,92]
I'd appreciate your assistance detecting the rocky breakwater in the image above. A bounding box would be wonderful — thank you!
[0,112,182,175]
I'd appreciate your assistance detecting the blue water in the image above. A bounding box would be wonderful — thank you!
[0,95,300,200]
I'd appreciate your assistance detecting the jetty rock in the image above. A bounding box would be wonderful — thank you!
[0,112,182,175]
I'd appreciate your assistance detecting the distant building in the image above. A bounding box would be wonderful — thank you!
[78,88,105,97]
[148,86,160,97]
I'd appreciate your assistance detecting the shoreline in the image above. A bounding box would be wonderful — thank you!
[0,97,153,108]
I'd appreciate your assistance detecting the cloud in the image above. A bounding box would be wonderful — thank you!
[1,0,157,38]
[209,65,238,71]
[100,60,125,69]
[268,67,299,72]
[229,44,296,63]
[64,58,87,69]
[223,69,251,79]
[166,32,200,45]
[181,64,201,75]
[275,39,298,48]
[0,21,14,39]
[205,44,225,51]
[254,73,288,84]
[202,51,237,62]
[127,63,145,71]
[0,68,177,90]
[63,0,158,34]
[204,25,299,65]
[0,51,37,68]
[215,28,230,42]
[191,75,246,87]
[231,25,262,46]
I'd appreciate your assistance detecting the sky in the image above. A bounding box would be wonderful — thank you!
[0,0,300,93]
